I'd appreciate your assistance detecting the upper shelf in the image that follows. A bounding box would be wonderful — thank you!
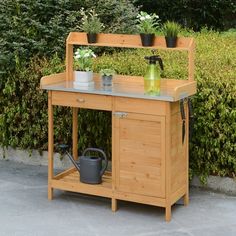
[67,32,194,51]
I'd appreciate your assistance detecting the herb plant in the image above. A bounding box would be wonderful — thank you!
[136,11,160,34]
[74,48,96,71]
[162,21,181,38]
[79,8,104,34]
[100,68,116,77]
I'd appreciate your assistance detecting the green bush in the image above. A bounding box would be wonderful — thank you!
[84,0,139,34]
[0,0,138,70]
[0,30,235,180]
[135,0,236,31]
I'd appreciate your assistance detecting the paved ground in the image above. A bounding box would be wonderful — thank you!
[0,160,236,236]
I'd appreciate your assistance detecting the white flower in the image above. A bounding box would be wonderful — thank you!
[84,53,90,57]
[145,15,151,20]
[156,15,159,19]
[137,14,141,19]
[140,16,145,21]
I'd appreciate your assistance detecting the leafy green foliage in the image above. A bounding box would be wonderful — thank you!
[162,21,181,38]
[0,0,138,72]
[85,0,139,33]
[189,30,236,181]
[135,0,236,31]
[74,48,96,71]
[100,68,116,76]
[79,8,104,33]
[136,11,160,34]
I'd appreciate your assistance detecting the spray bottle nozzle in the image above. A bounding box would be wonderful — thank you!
[144,55,164,70]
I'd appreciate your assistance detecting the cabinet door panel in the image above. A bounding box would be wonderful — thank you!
[115,113,165,198]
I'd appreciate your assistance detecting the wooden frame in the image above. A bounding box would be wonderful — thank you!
[66,32,195,82]
[41,32,196,222]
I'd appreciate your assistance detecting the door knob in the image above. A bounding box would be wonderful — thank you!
[113,112,128,118]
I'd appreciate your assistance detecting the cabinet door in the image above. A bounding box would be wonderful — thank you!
[114,113,165,198]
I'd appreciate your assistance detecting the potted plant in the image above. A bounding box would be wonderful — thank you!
[100,68,116,86]
[136,11,160,47]
[162,21,181,48]
[79,8,104,43]
[74,48,96,84]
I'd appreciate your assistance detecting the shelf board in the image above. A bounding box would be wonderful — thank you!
[67,32,194,51]
[52,168,112,198]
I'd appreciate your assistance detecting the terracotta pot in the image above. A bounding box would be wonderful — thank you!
[140,33,155,47]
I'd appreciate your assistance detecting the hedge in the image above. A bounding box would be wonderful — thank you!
[0,0,138,73]
[0,30,235,181]
[135,0,236,31]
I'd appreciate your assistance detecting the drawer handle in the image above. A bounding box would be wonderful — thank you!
[77,98,85,103]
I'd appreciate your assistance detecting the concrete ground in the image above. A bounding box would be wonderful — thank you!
[0,160,236,236]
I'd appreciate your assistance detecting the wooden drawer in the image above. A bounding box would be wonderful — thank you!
[51,91,112,111]
[115,97,167,116]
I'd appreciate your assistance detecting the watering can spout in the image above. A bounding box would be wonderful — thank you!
[57,144,80,172]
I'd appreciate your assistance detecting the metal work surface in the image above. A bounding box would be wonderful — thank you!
[41,74,196,102]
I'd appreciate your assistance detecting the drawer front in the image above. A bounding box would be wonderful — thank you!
[52,91,112,111]
[115,97,166,116]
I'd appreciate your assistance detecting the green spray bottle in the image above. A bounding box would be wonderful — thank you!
[144,55,164,95]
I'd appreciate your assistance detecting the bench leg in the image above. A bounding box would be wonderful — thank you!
[112,198,117,212]
[165,205,171,222]
[184,192,189,206]
[48,186,53,200]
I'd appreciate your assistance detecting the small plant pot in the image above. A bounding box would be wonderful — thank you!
[87,33,97,43]
[140,33,155,47]
[102,75,113,87]
[74,71,93,83]
[165,37,177,48]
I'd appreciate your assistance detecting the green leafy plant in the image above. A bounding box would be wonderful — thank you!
[74,48,96,71]
[136,11,160,34]
[135,0,236,31]
[162,21,181,38]
[79,8,104,33]
[100,68,116,76]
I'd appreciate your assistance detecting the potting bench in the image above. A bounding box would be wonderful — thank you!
[40,32,196,221]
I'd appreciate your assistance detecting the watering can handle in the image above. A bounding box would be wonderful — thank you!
[82,148,108,176]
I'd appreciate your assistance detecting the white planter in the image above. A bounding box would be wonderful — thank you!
[74,71,93,82]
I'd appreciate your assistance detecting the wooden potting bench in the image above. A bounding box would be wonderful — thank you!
[40,32,196,221]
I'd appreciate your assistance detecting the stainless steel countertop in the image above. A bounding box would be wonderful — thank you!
[41,79,192,102]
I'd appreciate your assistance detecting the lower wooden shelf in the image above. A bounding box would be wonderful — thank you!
[49,167,187,222]
[51,168,113,198]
